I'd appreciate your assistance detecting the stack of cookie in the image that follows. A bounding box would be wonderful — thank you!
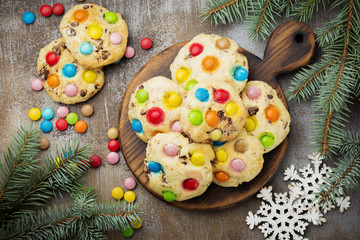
[37,4,128,104]
[128,34,291,202]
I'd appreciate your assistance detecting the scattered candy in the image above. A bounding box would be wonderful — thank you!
[40,120,53,133]
[234,139,248,153]
[107,128,119,139]
[214,89,230,104]
[233,66,248,81]
[31,78,43,91]
[246,86,261,99]
[39,137,50,150]
[28,108,41,121]
[73,9,89,23]
[244,117,256,132]
[171,121,183,133]
[265,106,280,122]
[124,46,135,58]
[216,38,230,50]
[175,68,189,83]
[57,106,69,118]
[215,171,230,182]
[148,161,161,173]
[124,177,137,190]
[188,109,203,126]
[231,159,246,172]
[22,11,35,24]
[75,120,87,133]
[108,140,120,152]
[164,144,179,157]
[185,79,198,91]
[66,112,79,125]
[41,107,54,120]
[189,43,203,56]
[146,107,165,125]
[81,104,94,117]
[130,218,142,229]
[107,152,119,164]
[82,70,97,84]
[136,89,148,103]
[182,178,199,190]
[46,52,59,66]
[40,5,52,17]
[64,84,78,97]
[62,64,77,78]
[162,191,176,202]
[111,187,124,200]
[131,119,143,133]
[190,152,205,166]
[225,102,238,116]
[56,119,68,131]
[202,56,218,71]
[212,140,226,147]
[104,11,118,23]
[215,149,228,163]
[121,226,134,238]
[140,38,153,50]
[89,155,102,168]
[195,88,209,102]
[209,129,222,141]
[47,74,60,88]
[87,23,103,39]
[260,134,274,148]
[52,3,64,16]
[124,191,136,202]
[205,110,219,127]
[79,42,93,55]
[110,32,122,45]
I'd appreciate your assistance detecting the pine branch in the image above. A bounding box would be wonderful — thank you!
[328,130,360,155]
[289,0,327,22]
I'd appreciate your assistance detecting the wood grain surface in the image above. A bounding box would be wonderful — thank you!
[119,21,315,210]
[0,1,359,239]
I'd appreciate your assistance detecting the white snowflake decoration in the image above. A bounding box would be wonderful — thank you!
[246,153,350,239]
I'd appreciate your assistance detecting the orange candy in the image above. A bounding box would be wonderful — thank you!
[74,120,87,133]
[205,110,219,127]
[215,171,230,182]
[265,106,280,122]
[47,74,60,88]
[202,56,219,72]
[151,130,163,137]
[72,9,89,23]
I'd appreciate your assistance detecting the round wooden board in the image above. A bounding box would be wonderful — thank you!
[119,21,315,210]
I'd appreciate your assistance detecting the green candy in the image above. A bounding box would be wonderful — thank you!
[104,12,118,23]
[121,226,134,238]
[162,191,176,202]
[185,79,198,91]
[188,109,203,126]
[136,89,148,103]
[260,134,274,148]
[66,113,79,125]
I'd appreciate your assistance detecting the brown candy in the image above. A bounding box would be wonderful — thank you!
[216,38,230,50]
[234,139,248,153]
[39,137,50,150]
[107,128,119,140]
[81,104,94,117]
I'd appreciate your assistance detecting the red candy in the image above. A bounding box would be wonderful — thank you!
[140,38,152,50]
[146,107,165,125]
[56,119,68,131]
[89,155,102,168]
[40,5,52,17]
[52,3,65,16]
[182,178,199,191]
[46,52,59,66]
[214,89,230,104]
[189,43,204,56]
[108,140,120,152]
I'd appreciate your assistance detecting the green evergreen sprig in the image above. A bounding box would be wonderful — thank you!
[288,0,328,21]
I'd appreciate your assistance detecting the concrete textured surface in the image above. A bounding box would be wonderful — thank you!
[0,0,359,239]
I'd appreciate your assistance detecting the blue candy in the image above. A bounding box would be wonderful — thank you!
[212,140,226,147]
[148,161,161,173]
[234,67,248,81]
[131,119,143,133]
[22,11,35,24]
[41,107,54,120]
[79,42,93,55]
[113,59,121,64]
[62,64,77,78]
[40,120,53,133]
[195,88,209,102]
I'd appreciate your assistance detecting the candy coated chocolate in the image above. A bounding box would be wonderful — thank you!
[89,155,102,168]
[124,46,135,58]
[164,144,179,156]
[57,106,69,118]
[140,38,152,50]
[108,140,120,152]
[124,177,137,190]
[39,137,50,150]
[41,107,54,120]
[109,32,122,45]
[124,191,136,202]
[107,128,119,139]
[22,11,35,24]
[52,3,64,16]
[111,187,124,200]
[31,78,43,91]
[107,152,119,164]
[40,5,52,17]
[40,120,53,133]
[81,104,94,117]
[171,121,183,133]
[56,119,68,131]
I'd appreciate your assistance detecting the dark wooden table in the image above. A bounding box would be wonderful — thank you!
[0,0,359,239]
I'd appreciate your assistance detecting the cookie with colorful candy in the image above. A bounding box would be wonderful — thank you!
[37,38,105,104]
[144,132,214,202]
[128,76,186,143]
[212,129,264,187]
[60,4,128,68]
[170,34,249,93]
[179,80,246,143]
[241,81,291,153]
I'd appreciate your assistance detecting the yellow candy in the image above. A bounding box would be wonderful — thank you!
[111,187,124,200]
[82,70,97,84]
[215,149,228,163]
[124,191,136,202]
[175,68,189,83]
[28,108,41,121]
[191,152,205,166]
[225,102,238,116]
[87,23,103,39]
[168,93,182,108]
[245,117,256,132]
[131,218,143,229]
[54,157,77,170]
[210,129,222,141]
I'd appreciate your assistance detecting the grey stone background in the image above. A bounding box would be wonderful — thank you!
[0,0,359,239]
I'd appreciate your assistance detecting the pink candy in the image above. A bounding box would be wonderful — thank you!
[164,144,179,156]
[107,152,119,164]
[57,106,69,118]
[230,159,246,172]
[124,46,135,58]
[246,86,261,100]
[109,32,122,45]
[171,121,183,133]
[31,78,43,91]
[124,177,137,190]
[64,84,78,97]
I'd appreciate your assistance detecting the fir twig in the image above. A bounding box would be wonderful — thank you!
[289,0,327,22]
